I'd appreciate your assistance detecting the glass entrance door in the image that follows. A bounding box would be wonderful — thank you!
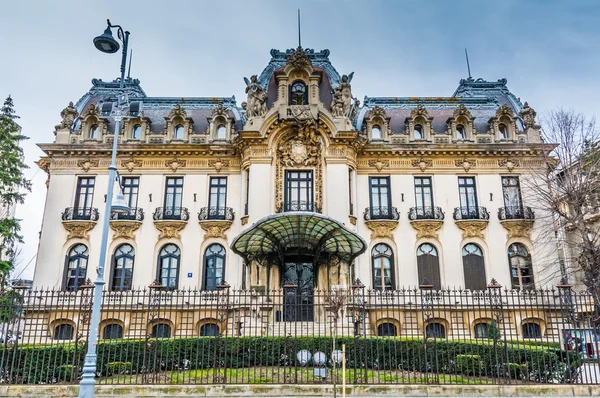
[283,260,314,322]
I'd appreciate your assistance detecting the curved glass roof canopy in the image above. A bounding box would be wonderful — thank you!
[231,212,367,263]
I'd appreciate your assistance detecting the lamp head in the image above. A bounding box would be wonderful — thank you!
[111,191,130,214]
[94,26,120,54]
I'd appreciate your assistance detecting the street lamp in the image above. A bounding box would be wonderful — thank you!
[78,19,131,398]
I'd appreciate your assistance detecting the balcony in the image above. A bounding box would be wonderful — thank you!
[198,207,235,240]
[453,206,489,240]
[498,205,535,239]
[408,206,444,239]
[109,208,144,239]
[363,206,400,241]
[61,207,99,240]
[152,207,189,240]
[276,201,322,213]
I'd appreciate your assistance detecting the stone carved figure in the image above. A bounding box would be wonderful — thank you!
[519,102,540,130]
[243,75,268,118]
[330,86,345,117]
[340,74,353,117]
[56,101,79,131]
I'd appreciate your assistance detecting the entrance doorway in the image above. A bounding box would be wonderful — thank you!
[283,259,314,322]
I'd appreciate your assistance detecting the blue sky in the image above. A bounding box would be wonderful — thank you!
[0,0,599,279]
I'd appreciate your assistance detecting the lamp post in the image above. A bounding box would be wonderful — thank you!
[78,19,131,398]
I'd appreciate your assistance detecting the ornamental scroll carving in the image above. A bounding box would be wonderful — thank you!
[154,221,186,240]
[199,221,232,240]
[410,220,443,239]
[368,158,389,172]
[498,158,520,172]
[62,221,96,240]
[500,220,534,239]
[109,221,141,239]
[55,102,78,131]
[208,158,230,172]
[364,220,398,241]
[455,158,476,172]
[411,158,432,172]
[122,158,143,172]
[78,158,99,172]
[455,220,488,240]
[165,158,187,172]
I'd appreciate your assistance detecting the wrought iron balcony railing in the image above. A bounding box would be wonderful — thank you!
[453,206,490,221]
[62,207,99,222]
[364,206,400,221]
[198,206,235,222]
[408,206,445,221]
[277,201,322,213]
[110,207,145,221]
[498,206,535,221]
[153,207,190,221]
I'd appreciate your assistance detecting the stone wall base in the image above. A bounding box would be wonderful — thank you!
[1,384,599,397]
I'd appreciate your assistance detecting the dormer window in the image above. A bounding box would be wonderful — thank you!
[216,125,226,140]
[290,81,308,105]
[174,124,184,140]
[89,124,99,139]
[414,124,424,140]
[456,124,466,140]
[499,123,508,139]
[372,125,382,140]
[132,124,142,140]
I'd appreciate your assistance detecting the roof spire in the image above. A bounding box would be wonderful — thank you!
[464,48,472,79]
[127,49,133,80]
[297,9,302,48]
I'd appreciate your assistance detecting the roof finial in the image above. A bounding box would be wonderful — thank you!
[464,48,472,79]
[127,49,133,80]
[298,9,302,48]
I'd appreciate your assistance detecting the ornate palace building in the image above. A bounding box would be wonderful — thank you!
[33,46,559,301]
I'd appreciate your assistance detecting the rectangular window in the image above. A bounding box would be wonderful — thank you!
[74,177,95,220]
[458,177,479,218]
[348,168,354,216]
[369,176,391,219]
[284,170,314,211]
[244,169,250,216]
[502,176,522,217]
[209,177,228,219]
[164,177,184,219]
[121,177,140,209]
[414,177,434,218]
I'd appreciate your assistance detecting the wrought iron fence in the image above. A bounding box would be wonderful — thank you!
[61,207,100,222]
[110,207,145,221]
[498,206,535,220]
[453,206,490,220]
[408,206,445,221]
[198,206,235,221]
[152,206,190,221]
[0,283,598,386]
[364,206,400,221]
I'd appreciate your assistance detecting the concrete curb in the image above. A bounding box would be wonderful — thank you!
[1,384,599,397]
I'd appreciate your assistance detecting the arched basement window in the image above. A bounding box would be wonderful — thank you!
[426,322,446,339]
[103,323,124,340]
[377,322,397,336]
[54,324,74,340]
[151,323,172,338]
[200,323,220,336]
[522,322,541,339]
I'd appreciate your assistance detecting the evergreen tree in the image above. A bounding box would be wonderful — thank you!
[0,96,31,281]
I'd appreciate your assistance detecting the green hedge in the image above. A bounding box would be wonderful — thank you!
[0,336,578,384]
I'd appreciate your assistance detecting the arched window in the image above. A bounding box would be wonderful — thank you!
[474,322,489,339]
[111,244,135,291]
[158,244,180,290]
[64,244,89,291]
[508,243,534,290]
[216,124,227,140]
[522,322,541,339]
[132,124,142,140]
[54,324,74,340]
[456,124,466,140]
[417,243,441,290]
[414,124,424,140]
[174,124,184,140]
[151,323,172,338]
[462,243,486,291]
[426,322,446,339]
[203,244,226,291]
[103,323,124,339]
[89,124,99,139]
[372,243,394,291]
[499,123,508,139]
[377,323,397,336]
[200,323,220,336]
[371,125,382,140]
[290,81,308,105]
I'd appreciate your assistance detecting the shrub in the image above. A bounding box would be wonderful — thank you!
[455,354,481,376]
[503,362,528,380]
[107,361,132,376]
[55,364,77,382]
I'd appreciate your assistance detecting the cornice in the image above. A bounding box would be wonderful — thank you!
[38,143,237,158]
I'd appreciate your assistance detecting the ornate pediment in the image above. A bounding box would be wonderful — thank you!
[286,46,312,69]
[211,103,229,118]
[408,104,433,121]
[452,104,474,120]
[495,104,515,119]
[81,103,101,119]
[278,122,321,167]
[166,104,188,120]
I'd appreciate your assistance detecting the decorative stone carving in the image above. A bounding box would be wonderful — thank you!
[122,158,143,172]
[279,122,320,167]
[488,104,519,139]
[208,158,229,172]
[62,221,96,240]
[455,220,488,239]
[330,86,345,117]
[77,158,99,172]
[165,158,186,172]
[455,158,476,172]
[78,104,108,140]
[286,46,312,70]
[405,104,434,139]
[519,102,540,130]
[199,220,232,240]
[240,215,249,226]
[500,219,534,239]
[365,220,398,241]
[154,221,186,240]
[498,158,520,172]
[368,158,389,172]
[339,74,354,117]
[164,104,194,139]
[349,215,357,226]
[243,75,268,118]
[211,103,229,118]
[446,104,476,139]
[412,158,433,172]
[109,221,141,239]
[55,102,78,131]
[410,220,443,239]
[287,105,312,121]
[364,106,391,139]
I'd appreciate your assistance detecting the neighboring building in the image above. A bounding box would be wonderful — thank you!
[33,46,561,298]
